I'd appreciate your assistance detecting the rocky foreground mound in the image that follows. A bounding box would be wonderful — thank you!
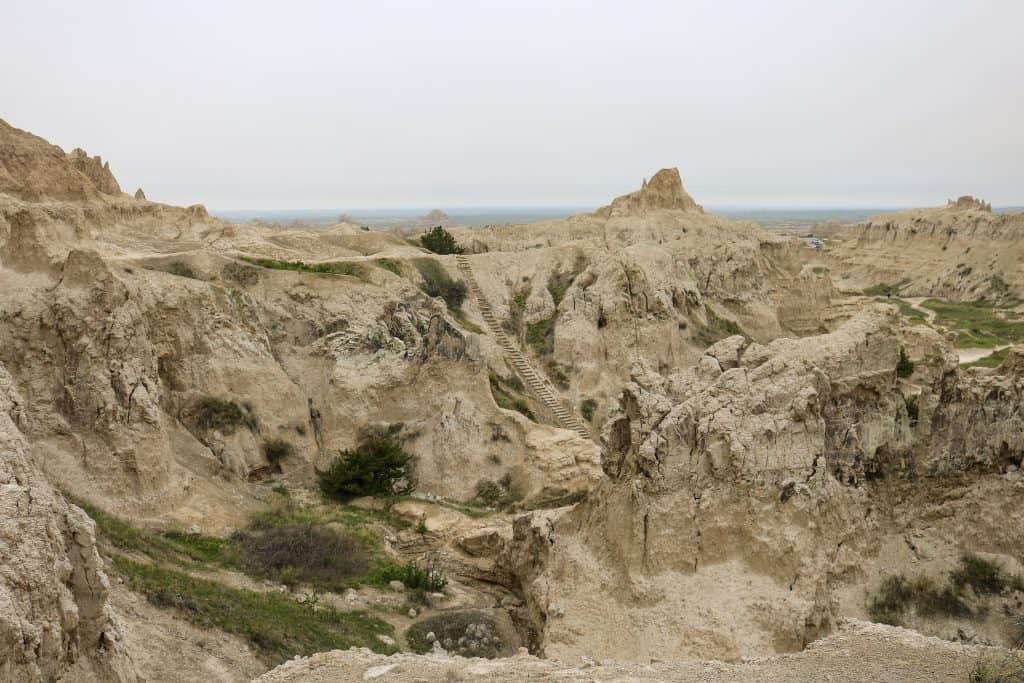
[254,621,1003,683]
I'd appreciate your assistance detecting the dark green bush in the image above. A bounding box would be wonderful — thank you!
[262,438,294,465]
[868,573,971,626]
[904,395,919,424]
[167,261,198,279]
[317,435,415,501]
[419,226,463,255]
[580,398,598,422]
[413,258,466,310]
[191,397,258,433]
[951,554,1024,595]
[896,347,915,378]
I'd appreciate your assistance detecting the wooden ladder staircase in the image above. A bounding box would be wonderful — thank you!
[456,254,590,439]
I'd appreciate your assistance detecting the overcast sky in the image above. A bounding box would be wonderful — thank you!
[4,0,1022,209]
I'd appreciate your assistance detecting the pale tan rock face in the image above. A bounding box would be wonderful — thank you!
[828,202,1024,303]
[504,309,1024,661]
[0,119,121,200]
[0,364,138,682]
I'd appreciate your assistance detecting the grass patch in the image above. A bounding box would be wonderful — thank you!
[891,298,927,325]
[864,278,911,297]
[546,255,587,307]
[694,307,745,348]
[450,307,484,334]
[545,360,570,389]
[413,258,467,311]
[374,258,402,275]
[262,438,293,466]
[964,348,1011,369]
[921,299,1024,349]
[525,314,556,357]
[190,396,258,433]
[488,373,535,421]
[71,497,240,568]
[111,554,394,664]
[406,612,505,658]
[241,256,367,279]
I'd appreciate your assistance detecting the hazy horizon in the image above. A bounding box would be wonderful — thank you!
[5,1,1023,209]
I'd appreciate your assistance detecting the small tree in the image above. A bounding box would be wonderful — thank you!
[317,435,415,501]
[896,347,915,378]
[420,226,463,255]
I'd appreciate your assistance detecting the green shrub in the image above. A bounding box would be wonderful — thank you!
[419,225,463,255]
[317,435,415,501]
[474,479,513,508]
[369,561,447,593]
[406,611,505,658]
[896,347,915,378]
[413,258,467,310]
[167,261,198,279]
[868,573,971,626]
[191,397,258,433]
[525,314,556,357]
[951,554,1024,595]
[237,523,370,589]
[262,438,293,465]
[904,395,919,424]
[580,398,598,422]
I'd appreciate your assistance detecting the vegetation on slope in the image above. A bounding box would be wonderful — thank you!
[868,554,1023,628]
[488,372,535,421]
[72,497,406,664]
[241,256,367,279]
[920,299,1024,349]
[694,307,746,348]
[318,431,416,501]
[112,555,395,664]
[419,225,463,255]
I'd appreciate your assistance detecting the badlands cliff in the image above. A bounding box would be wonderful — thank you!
[827,198,1024,303]
[0,119,1022,682]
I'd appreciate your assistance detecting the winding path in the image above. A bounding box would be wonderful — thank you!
[456,254,590,439]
